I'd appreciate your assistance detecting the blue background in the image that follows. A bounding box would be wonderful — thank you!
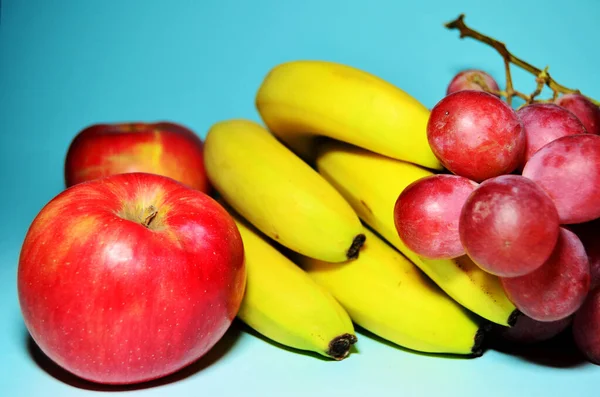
[2,0,599,395]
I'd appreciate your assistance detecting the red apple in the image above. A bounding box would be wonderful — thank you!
[17,172,246,385]
[64,122,211,193]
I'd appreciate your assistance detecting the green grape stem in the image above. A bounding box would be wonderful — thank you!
[445,14,600,107]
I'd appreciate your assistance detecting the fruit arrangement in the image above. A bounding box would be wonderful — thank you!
[16,14,600,386]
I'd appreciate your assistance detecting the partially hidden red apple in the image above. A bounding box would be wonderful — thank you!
[64,122,211,193]
[17,172,246,385]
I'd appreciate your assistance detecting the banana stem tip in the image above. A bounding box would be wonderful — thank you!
[346,234,366,260]
[327,333,358,360]
[471,327,487,357]
[507,309,522,327]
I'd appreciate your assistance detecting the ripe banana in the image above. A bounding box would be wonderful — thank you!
[229,207,358,360]
[297,227,485,356]
[203,119,365,263]
[315,139,519,327]
[255,60,443,170]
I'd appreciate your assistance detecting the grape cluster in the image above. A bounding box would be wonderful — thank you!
[394,69,600,364]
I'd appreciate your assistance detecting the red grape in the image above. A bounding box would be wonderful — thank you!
[501,227,590,322]
[446,69,500,96]
[573,286,600,365]
[393,174,478,259]
[568,219,600,290]
[427,90,525,182]
[555,93,600,135]
[517,103,587,166]
[459,174,560,277]
[522,134,600,224]
[496,314,572,344]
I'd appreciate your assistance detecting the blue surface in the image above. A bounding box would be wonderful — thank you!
[2,0,600,395]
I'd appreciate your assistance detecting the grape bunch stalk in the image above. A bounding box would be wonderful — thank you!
[445,14,599,108]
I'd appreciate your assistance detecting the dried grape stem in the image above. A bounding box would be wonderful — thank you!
[445,14,600,106]
[503,58,515,106]
[530,67,549,102]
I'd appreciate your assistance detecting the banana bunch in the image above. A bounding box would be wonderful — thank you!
[256,60,443,170]
[204,119,365,263]
[229,205,358,360]
[297,227,484,356]
[203,60,517,360]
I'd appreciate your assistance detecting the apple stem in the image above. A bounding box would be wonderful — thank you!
[445,14,600,106]
[142,205,158,228]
